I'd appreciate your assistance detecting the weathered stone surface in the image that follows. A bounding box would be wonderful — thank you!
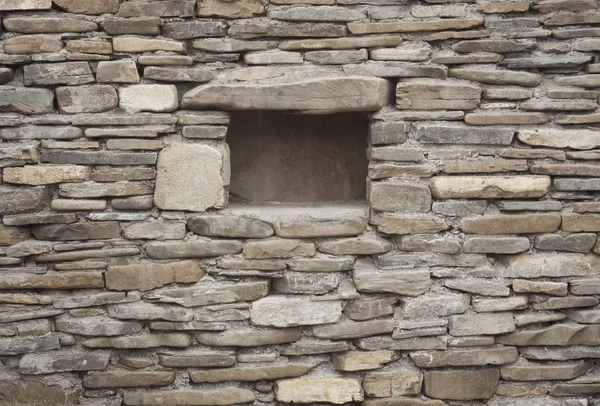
[123,220,185,240]
[0,0,51,9]
[84,371,175,389]
[424,369,500,400]
[333,350,396,371]
[1,126,82,141]
[56,85,118,114]
[163,21,227,39]
[431,176,550,198]
[465,112,548,125]
[445,279,510,296]
[4,34,63,54]
[343,62,447,79]
[415,122,514,145]
[353,259,429,296]
[519,128,600,150]
[0,334,60,355]
[396,79,481,110]
[0,87,54,115]
[501,253,600,278]
[0,379,77,406]
[402,293,469,318]
[274,272,339,294]
[363,368,422,397]
[106,261,203,291]
[97,61,140,83]
[412,347,518,368]
[84,333,192,349]
[274,218,365,238]
[520,346,600,361]
[313,318,394,340]
[158,349,235,368]
[56,315,142,336]
[344,296,397,321]
[449,313,515,336]
[461,213,561,234]
[464,237,530,254]
[53,292,127,309]
[501,361,593,381]
[449,68,542,86]
[146,240,242,259]
[251,296,342,326]
[123,388,255,405]
[275,377,363,404]
[197,0,264,17]
[182,77,391,112]
[19,350,110,374]
[116,1,195,17]
[0,272,104,289]
[188,216,273,238]
[536,233,596,253]
[119,85,178,113]
[371,215,448,235]
[3,17,97,33]
[497,324,600,346]
[32,221,119,240]
[196,328,301,347]
[3,165,89,185]
[54,0,118,14]
[150,280,269,307]
[513,280,567,296]
[370,182,431,212]
[24,62,94,86]
[190,362,314,382]
[154,143,228,211]
[243,239,315,258]
[349,18,483,35]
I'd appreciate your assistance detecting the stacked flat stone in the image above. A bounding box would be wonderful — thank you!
[2,0,600,405]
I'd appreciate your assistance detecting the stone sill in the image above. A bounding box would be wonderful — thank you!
[226,201,368,223]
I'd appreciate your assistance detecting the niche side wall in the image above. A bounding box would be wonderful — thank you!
[0,0,599,405]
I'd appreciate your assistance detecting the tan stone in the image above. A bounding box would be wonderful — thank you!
[449,313,515,336]
[154,143,229,211]
[3,165,89,185]
[56,85,118,114]
[2,17,97,33]
[279,35,403,50]
[449,68,542,86]
[462,213,561,234]
[0,380,77,406]
[424,369,499,400]
[243,239,315,259]
[275,377,363,404]
[370,182,431,212]
[363,369,422,397]
[4,34,63,54]
[54,0,118,14]
[353,259,430,296]
[411,347,518,368]
[333,350,396,371]
[113,37,185,53]
[431,176,550,199]
[196,328,301,347]
[106,261,204,291]
[251,296,342,327]
[465,112,548,125]
[84,333,192,349]
[513,279,567,296]
[97,61,140,83]
[197,0,264,18]
[502,253,600,278]
[371,215,448,235]
[0,272,104,289]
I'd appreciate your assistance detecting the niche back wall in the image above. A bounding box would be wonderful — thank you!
[1,0,600,405]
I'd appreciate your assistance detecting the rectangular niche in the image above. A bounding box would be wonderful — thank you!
[227,111,369,204]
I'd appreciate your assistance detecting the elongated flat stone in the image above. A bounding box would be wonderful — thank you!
[0,334,60,355]
[449,68,542,86]
[431,176,550,198]
[353,259,430,296]
[251,296,342,327]
[84,371,175,389]
[0,0,51,10]
[462,213,560,234]
[190,363,315,382]
[0,87,54,114]
[348,18,483,34]
[123,389,256,406]
[415,122,514,145]
[106,261,203,291]
[3,34,63,54]
[424,369,499,400]
[182,77,391,113]
[518,128,600,150]
[19,350,110,374]
[497,324,600,346]
[501,253,600,278]
[24,62,94,86]
[0,272,103,289]
[412,347,518,368]
[3,17,97,33]
[146,240,243,259]
[196,328,301,347]
[84,333,192,349]
[275,377,363,404]
[3,165,89,185]
[188,215,273,238]
[56,315,142,336]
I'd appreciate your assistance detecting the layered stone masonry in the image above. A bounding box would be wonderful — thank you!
[1,0,600,405]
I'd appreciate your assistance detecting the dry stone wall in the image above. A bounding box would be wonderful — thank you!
[2,0,600,405]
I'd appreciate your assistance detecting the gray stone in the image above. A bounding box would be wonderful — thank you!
[424,369,499,400]
[123,221,186,240]
[0,334,60,355]
[449,313,515,336]
[158,349,235,368]
[56,85,118,114]
[196,328,301,347]
[149,281,269,307]
[190,362,315,382]
[123,389,255,406]
[41,151,156,165]
[146,240,243,259]
[0,87,54,114]
[84,333,192,349]
[32,221,120,240]
[3,17,97,33]
[402,293,469,318]
[464,237,530,254]
[84,371,175,389]
[243,239,315,258]
[144,67,214,83]
[182,77,391,113]
[274,272,339,294]
[431,176,550,198]
[116,1,195,17]
[449,68,542,86]
[445,279,510,296]
[56,315,142,336]
[24,62,94,86]
[274,218,366,238]
[163,20,227,39]
[412,347,518,368]
[0,379,77,406]
[344,296,397,321]
[536,233,596,253]
[415,122,514,144]
[19,350,110,374]
[188,215,273,238]
[97,61,140,83]
[106,261,203,291]
[0,186,47,215]
[370,182,431,212]
[313,318,394,340]
[1,126,82,141]
[108,303,193,322]
[497,324,600,346]
[461,213,561,234]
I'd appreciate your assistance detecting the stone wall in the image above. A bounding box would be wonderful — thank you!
[1,0,600,405]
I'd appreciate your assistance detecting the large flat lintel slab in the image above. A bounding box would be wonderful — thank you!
[181,76,392,113]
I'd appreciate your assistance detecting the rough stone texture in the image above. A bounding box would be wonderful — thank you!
[0,2,598,405]
[154,143,229,211]
[182,77,391,112]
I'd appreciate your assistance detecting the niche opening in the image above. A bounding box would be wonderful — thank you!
[227,111,369,204]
